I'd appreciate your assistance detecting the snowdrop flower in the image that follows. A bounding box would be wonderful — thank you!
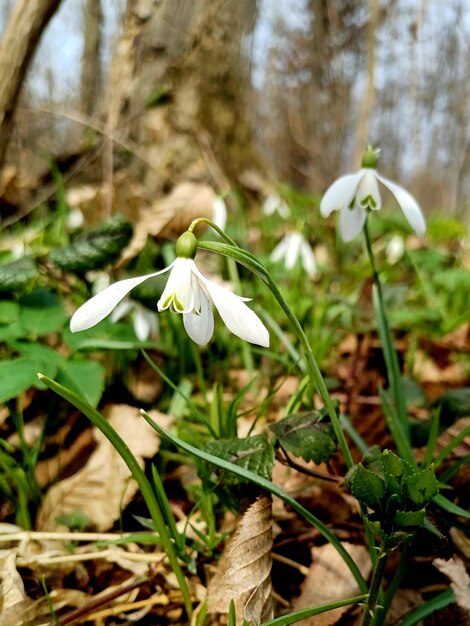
[71,232,269,347]
[262,193,291,219]
[66,207,85,231]
[212,195,227,231]
[270,232,317,277]
[385,235,405,265]
[320,147,425,243]
[111,300,159,341]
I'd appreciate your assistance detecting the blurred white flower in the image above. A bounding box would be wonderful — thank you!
[71,258,269,347]
[262,194,290,219]
[320,168,425,242]
[111,300,159,341]
[270,232,317,277]
[212,196,227,231]
[66,208,85,231]
[386,235,405,265]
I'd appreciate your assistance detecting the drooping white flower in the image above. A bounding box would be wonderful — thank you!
[320,161,425,243]
[212,196,227,231]
[110,300,159,341]
[262,194,291,219]
[270,232,318,277]
[385,234,405,265]
[70,235,269,347]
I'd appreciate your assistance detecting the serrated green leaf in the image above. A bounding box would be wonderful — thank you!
[50,214,133,273]
[19,289,67,336]
[381,449,405,478]
[206,434,274,485]
[349,464,385,508]
[404,467,439,508]
[0,358,40,403]
[0,257,38,294]
[56,359,105,408]
[269,412,337,464]
[0,300,20,324]
[394,509,426,527]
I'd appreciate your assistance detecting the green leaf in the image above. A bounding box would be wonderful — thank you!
[433,388,470,423]
[19,289,67,336]
[206,434,275,485]
[381,449,405,477]
[404,467,439,508]
[348,464,385,508]
[0,300,20,324]
[50,214,133,273]
[393,509,426,527]
[270,412,337,464]
[10,342,65,386]
[0,358,40,403]
[0,257,38,294]
[56,359,105,407]
[433,493,470,519]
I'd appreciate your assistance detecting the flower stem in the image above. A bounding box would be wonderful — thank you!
[375,538,412,626]
[363,220,411,457]
[360,549,389,626]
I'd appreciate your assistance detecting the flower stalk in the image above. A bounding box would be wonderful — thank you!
[360,548,389,626]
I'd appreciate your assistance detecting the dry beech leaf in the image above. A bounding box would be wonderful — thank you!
[0,549,26,612]
[293,543,371,626]
[208,496,273,625]
[37,406,170,531]
[434,557,470,611]
[121,182,215,262]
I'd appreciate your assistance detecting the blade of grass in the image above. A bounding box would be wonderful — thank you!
[260,594,367,626]
[398,588,454,626]
[37,373,193,619]
[140,409,368,593]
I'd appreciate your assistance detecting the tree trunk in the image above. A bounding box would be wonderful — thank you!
[104,0,261,199]
[80,0,103,117]
[0,0,63,167]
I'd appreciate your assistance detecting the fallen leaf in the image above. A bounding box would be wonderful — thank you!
[37,406,170,531]
[208,496,273,625]
[293,543,371,626]
[0,549,26,611]
[434,557,470,611]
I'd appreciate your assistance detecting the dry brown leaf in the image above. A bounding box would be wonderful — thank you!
[413,350,467,384]
[434,557,470,611]
[0,550,26,613]
[120,182,215,262]
[450,527,470,558]
[293,543,371,626]
[37,406,170,531]
[208,496,273,625]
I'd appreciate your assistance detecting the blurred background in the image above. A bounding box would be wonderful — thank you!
[1,0,470,226]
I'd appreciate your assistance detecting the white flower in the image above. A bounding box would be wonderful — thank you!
[385,235,405,265]
[262,194,291,219]
[270,232,318,277]
[212,196,227,231]
[66,208,85,231]
[71,258,269,347]
[320,168,425,243]
[111,300,159,341]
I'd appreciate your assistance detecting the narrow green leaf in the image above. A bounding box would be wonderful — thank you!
[260,594,368,626]
[399,588,455,626]
[56,359,105,408]
[433,493,470,519]
[270,412,337,464]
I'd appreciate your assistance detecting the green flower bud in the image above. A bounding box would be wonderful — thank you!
[175,231,198,259]
[361,145,381,169]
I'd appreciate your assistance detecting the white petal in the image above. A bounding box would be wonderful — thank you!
[376,174,426,235]
[70,269,169,333]
[262,195,278,215]
[356,168,382,210]
[110,300,134,323]
[157,258,196,314]
[339,204,367,242]
[277,198,291,219]
[133,309,153,341]
[320,171,363,217]
[299,241,317,277]
[196,272,269,347]
[285,233,302,270]
[270,235,290,263]
[212,196,227,231]
[183,288,214,345]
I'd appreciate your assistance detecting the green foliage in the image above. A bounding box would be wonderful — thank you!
[269,411,337,464]
[347,449,439,546]
[19,289,67,336]
[56,359,106,408]
[0,257,38,294]
[0,358,40,403]
[50,214,133,273]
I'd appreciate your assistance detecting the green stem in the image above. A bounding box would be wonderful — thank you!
[189,217,238,247]
[375,538,412,626]
[38,374,193,619]
[363,220,411,453]
[197,240,353,469]
[360,549,389,626]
